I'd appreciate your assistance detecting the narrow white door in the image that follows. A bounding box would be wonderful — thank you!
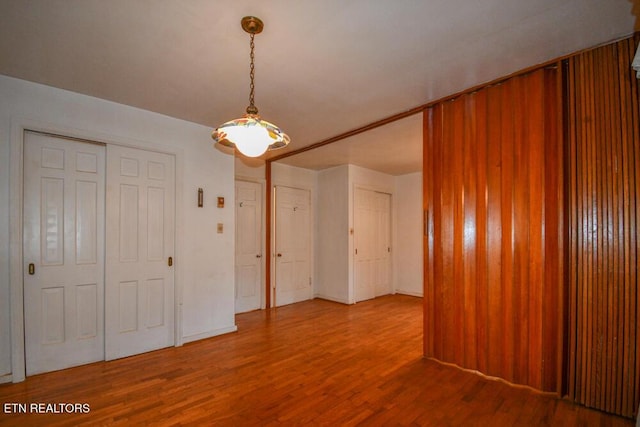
[354,188,391,302]
[105,145,175,360]
[23,131,105,375]
[274,186,311,307]
[374,192,392,296]
[235,180,262,313]
[354,188,375,302]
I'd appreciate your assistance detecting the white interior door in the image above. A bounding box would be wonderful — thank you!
[274,186,311,307]
[354,188,375,302]
[374,192,392,296]
[354,188,391,302]
[235,180,262,313]
[23,131,105,375]
[105,145,175,360]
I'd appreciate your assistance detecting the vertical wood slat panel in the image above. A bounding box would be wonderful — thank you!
[566,36,640,418]
[441,100,456,363]
[546,66,564,393]
[475,89,489,375]
[423,67,563,392]
[485,84,504,378]
[423,108,434,359]
[500,80,516,383]
[452,97,465,368]
[463,94,478,371]
[566,56,578,402]
[512,74,530,386]
[624,34,640,419]
[601,43,614,415]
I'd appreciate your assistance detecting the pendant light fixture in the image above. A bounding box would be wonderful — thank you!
[212,16,290,157]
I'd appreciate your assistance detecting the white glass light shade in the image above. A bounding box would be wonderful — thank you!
[212,114,290,157]
[224,123,271,157]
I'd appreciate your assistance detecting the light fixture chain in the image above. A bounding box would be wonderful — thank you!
[247,32,258,114]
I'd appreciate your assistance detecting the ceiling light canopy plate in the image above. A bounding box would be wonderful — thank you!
[241,16,263,34]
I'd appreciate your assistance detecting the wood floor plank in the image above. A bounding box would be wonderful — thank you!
[0,295,634,426]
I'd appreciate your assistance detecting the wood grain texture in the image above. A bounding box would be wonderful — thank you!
[423,67,564,394]
[0,296,632,426]
[565,35,640,419]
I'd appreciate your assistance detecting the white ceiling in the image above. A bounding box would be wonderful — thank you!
[0,0,636,175]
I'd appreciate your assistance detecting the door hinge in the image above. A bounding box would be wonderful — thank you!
[309,277,312,286]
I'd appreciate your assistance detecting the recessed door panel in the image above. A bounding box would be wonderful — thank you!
[75,180,98,264]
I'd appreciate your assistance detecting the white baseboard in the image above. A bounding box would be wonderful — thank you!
[395,289,424,298]
[182,325,238,344]
[314,294,352,305]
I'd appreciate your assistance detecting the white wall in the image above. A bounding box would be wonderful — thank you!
[349,164,395,195]
[0,75,236,382]
[272,162,316,189]
[394,172,423,296]
[315,165,350,303]
[235,156,265,181]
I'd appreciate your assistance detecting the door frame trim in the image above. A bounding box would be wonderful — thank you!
[9,118,184,382]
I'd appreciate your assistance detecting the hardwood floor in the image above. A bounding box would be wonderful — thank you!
[0,295,634,426]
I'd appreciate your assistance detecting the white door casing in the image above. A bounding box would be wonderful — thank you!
[105,145,175,360]
[274,186,311,307]
[23,132,105,375]
[374,192,391,297]
[235,180,263,313]
[354,188,391,302]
